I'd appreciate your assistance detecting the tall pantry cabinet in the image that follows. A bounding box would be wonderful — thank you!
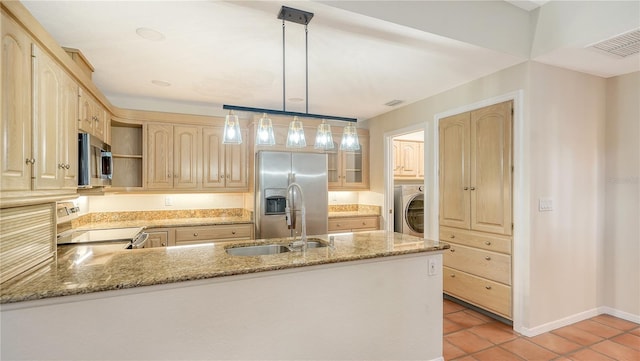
[439,100,513,320]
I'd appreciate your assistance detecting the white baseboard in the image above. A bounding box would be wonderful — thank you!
[517,306,640,337]
[600,306,640,324]
[517,308,601,337]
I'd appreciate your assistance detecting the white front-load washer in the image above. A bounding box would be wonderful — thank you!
[393,185,424,237]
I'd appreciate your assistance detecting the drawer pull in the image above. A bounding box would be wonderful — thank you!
[362,222,366,225]
[193,233,198,237]
[485,241,491,246]
[161,242,166,246]
[231,231,236,235]
[450,274,455,278]
[450,249,455,252]
[449,235,455,239]
[337,224,341,227]
[485,256,491,261]
[485,285,492,290]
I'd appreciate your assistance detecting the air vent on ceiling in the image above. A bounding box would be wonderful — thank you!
[384,99,404,107]
[589,29,640,58]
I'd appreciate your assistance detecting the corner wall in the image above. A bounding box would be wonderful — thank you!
[604,72,640,318]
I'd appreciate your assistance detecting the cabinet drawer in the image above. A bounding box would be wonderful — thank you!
[175,224,252,244]
[440,227,511,254]
[328,216,379,232]
[443,266,512,319]
[444,243,511,285]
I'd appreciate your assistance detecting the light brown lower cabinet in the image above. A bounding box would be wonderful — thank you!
[443,266,512,319]
[143,229,175,248]
[175,224,253,246]
[328,216,379,233]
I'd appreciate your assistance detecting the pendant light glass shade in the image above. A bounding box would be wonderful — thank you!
[314,120,334,150]
[255,113,276,146]
[340,123,360,151]
[286,116,306,148]
[222,110,242,144]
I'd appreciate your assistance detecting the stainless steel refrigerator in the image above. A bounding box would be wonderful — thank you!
[255,151,328,239]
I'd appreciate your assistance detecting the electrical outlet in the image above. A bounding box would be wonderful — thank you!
[539,197,554,212]
[428,258,438,276]
[165,196,173,206]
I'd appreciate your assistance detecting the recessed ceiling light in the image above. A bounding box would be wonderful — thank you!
[151,80,171,87]
[136,27,165,41]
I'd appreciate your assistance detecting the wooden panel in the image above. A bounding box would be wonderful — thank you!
[146,124,173,189]
[328,216,379,232]
[400,141,419,176]
[439,226,511,254]
[444,243,511,285]
[78,88,93,134]
[439,113,470,229]
[32,45,62,190]
[202,127,225,189]
[173,126,199,189]
[225,129,248,190]
[443,266,512,319]
[1,13,33,191]
[144,231,169,248]
[0,203,55,283]
[175,224,253,244]
[470,100,512,235]
[60,71,78,189]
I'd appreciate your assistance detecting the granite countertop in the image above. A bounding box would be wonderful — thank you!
[79,216,253,230]
[0,231,448,304]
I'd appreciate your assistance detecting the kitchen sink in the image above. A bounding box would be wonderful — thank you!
[226,238,329,256]
[226,244,290,256]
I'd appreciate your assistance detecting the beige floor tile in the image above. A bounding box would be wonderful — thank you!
[446,311,490,329]
[530,333,582,354]
[501,338,558,361]
[590,340,640,361]
[611,332,640,351]
[444,317,466,334]
[572,319,624,338]
[473,346,525,360]
[567,348,615,361]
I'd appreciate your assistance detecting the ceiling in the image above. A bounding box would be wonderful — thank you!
[21,1,639,121]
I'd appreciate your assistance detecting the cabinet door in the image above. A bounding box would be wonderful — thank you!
[147,124,173,189]
[327,142,341,189]
[439,112,470,229]
[341,135,369,189]
[225,129,248,189]
[60,71,78,189]
[91,100,107,142]
[202,127,225,189]
[393,141,402,176]
[400,141,419,176]
[32,45,62,190]
[144,231,169,248]
[173,126,199,189]
[1,13,33,191]
[78,88,93,134]
[470,101,512,235]
[417,142,424,178]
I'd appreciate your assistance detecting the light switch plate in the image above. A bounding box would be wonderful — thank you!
[428,257,438,276]
[165,196,173,206]
[539,197,554,212]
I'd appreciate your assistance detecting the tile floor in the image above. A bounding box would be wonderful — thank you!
[443,298,640,360]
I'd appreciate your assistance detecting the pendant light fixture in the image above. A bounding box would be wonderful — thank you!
[222,110,242,144]
[255,113,276,146]
[222,6,358,149]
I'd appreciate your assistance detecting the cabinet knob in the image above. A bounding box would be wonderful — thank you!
[193,233,198,237]
[485,256,491,261]
[231,231,236,235]
[161,242,166,246]
[485,285,492,290]
[470,187,476,190]
[220,175,224,179]
[485,241,491,246]
[449,235,455,239]
[337,224,341,227]
[450,274,455,278]
[25,158,35,165]
[464,187,469,190]
[450,248,455,252]
[65,164,71,169]
[58,163,65,169]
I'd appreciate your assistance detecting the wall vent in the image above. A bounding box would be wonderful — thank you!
[589,29,640,58]
[384,99,404,107]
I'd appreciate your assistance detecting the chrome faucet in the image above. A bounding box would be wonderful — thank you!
[285,182,307,251]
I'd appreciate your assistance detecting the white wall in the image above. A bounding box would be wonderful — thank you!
[604,72,640,318]
[85,193,246,213]
[526,62,607,329]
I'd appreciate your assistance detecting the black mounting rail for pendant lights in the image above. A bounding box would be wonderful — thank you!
[222,6,357,124]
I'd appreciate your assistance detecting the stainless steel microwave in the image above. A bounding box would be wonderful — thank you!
[78,133,112,188]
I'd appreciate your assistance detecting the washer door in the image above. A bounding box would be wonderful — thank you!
[405,194,424,233]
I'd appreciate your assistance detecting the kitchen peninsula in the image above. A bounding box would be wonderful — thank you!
[1,231,448,360]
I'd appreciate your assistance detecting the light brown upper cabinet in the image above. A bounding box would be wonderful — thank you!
[146,124,199,189]
[439,100,513,235]
[393,140,423,178]
[202,127,248,190]
[1,14,78,195]
[78,87,109,144]
[328,133,369,190]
